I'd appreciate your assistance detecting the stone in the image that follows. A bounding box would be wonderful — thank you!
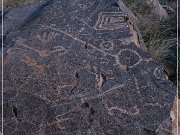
[2,0,176,135]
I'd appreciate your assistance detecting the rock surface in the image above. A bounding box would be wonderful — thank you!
[2,0,176,135]
[171,96,179,135]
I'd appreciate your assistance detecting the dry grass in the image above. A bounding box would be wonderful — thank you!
[123,0,178,86]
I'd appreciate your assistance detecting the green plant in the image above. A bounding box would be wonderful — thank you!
[123,0,178,85]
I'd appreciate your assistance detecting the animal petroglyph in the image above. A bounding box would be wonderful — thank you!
[94,12,127,30]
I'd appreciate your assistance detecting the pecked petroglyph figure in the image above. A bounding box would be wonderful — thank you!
[94,12,128,30]
[3,0,176,135]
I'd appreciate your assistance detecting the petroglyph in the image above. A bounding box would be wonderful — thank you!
[154,67,168,80]
[40,25,144,72]
[100,41,114,51]
[116,48,143,70]
[94,12,127,30]
[119,37,133,45]
[56,84,75,91]
[21,55,46,73]
[78,1,95,10]
[56,107,79,119]
[40,24,116,58]
[37,32,58,45]
[51,46,67,55]
[143,103,163,108]
[15,37,26,44]
[40,24,86,44]
[84,83,125,100]
[3,1,176,135]
[15,37,67,57]
[108,106,139,116]
[6,47,26,56]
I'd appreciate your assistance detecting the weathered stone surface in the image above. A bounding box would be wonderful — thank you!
[171,95,179,135]
[3,0,176,135]
[1,0,52,48]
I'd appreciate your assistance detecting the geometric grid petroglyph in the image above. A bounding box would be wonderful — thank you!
[94,12,127,30]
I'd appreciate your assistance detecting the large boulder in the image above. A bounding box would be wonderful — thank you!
[2,0,176,135]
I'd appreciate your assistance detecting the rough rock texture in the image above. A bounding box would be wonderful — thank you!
[1,0,52,48]
[2,0,176,135]
[171,96,179,135]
